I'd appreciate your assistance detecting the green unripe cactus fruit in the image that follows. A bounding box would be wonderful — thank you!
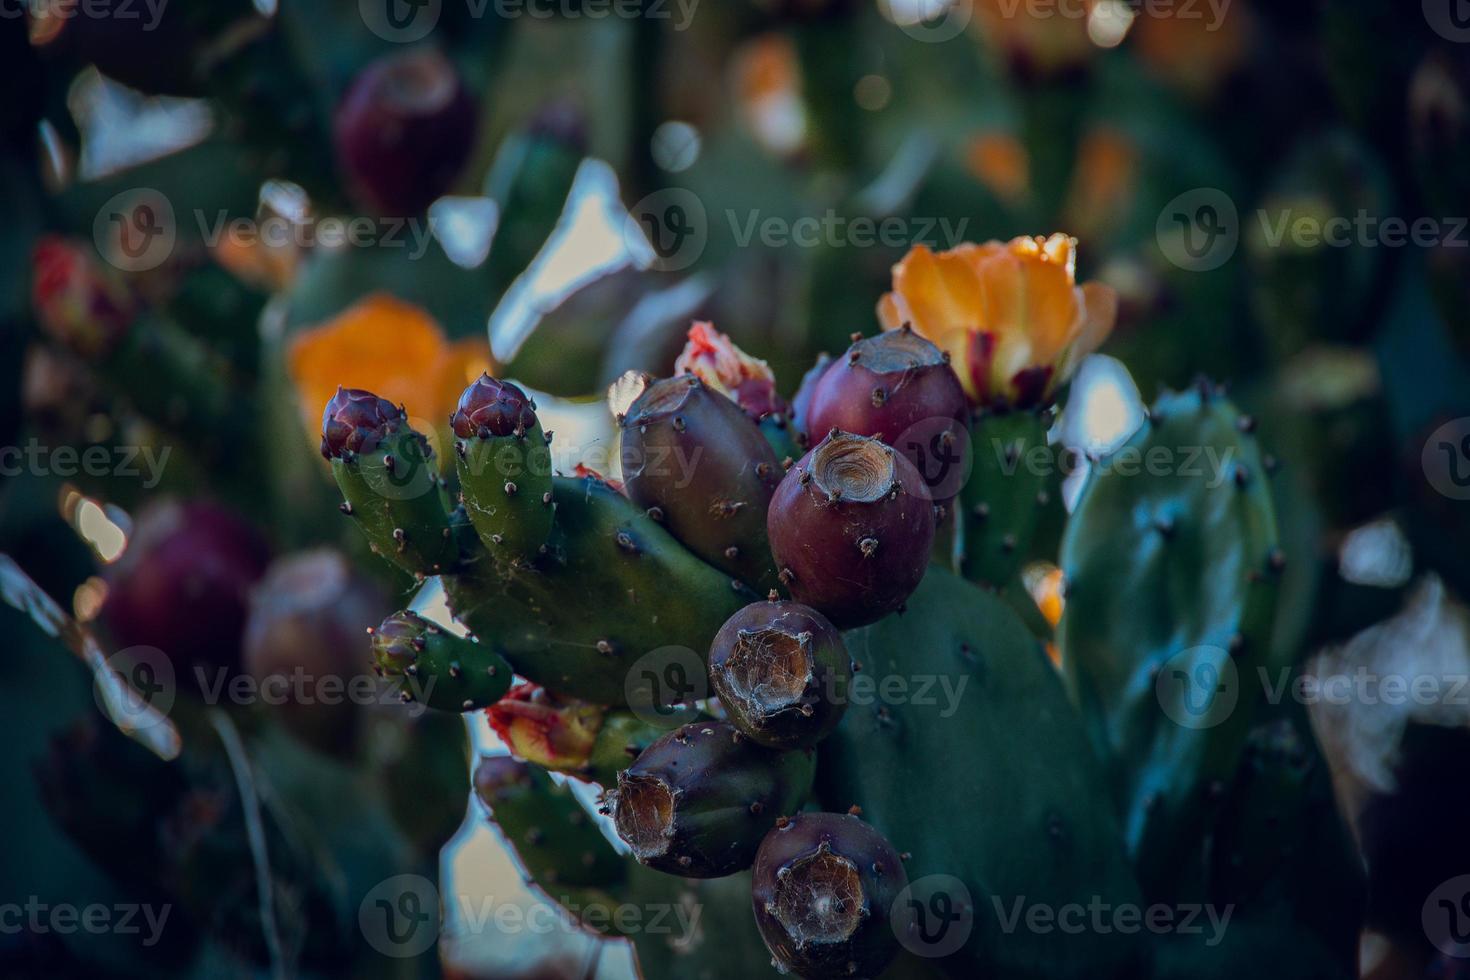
[1059,382,1282,899]
[610,720,814,878]
[370,609,513,712]
[451,375,554,564]
[323,388,458,578]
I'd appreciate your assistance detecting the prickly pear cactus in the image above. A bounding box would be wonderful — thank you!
[1058,383,1283,899]
[314,235,1337,980]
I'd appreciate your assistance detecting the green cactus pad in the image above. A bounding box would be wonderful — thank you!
[445,475,752,705]
[333,426,459,578]
[959,410,1053,590]
[819,567,1144,978]
[472,756,628,934]
[1058,384,1282,899]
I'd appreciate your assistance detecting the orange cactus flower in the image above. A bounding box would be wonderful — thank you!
[485,683,603,776]
[877,235,1116,410]
[673,321,784,420]
[286,293,491,461]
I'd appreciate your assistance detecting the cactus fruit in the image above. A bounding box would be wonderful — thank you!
[242,548,388,758]
[323,388,459,578]
[707,597,850,749]
[333,48,478,217]
[790,352,833,449]
[445,472,749,704]
[750,811,907,980]
[451,375,555,564]
[370,609,513,712]
[101,498,270,680]
[1059,383,1282,899]
[803,327,970,503]
[619,374,784,593]
[767,431,935,628]
[610,720,814,878]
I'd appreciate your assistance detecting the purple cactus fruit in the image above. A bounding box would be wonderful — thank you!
[767,431,935,628]
[790,352,833,449]
[101,499,271,679]
[751,811,908,979]
[242,549,389,759]
[333,48,479,217]
[610,720,814,878]
[708,597,850,750]
[320,386,402,460]
[620,374,783,592]
[803,328,970,503]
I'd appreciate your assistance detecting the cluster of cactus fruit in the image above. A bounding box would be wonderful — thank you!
[327,291,1314,977]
